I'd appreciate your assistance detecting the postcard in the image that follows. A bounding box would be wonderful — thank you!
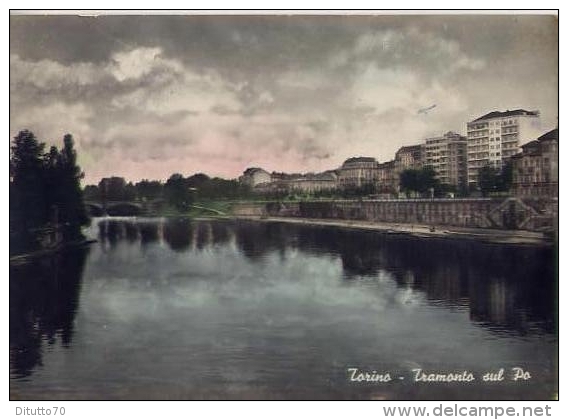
[9,10,558,402]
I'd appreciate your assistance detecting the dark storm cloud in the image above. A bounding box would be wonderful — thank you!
[10,13,558,183]
[11,15,555,75]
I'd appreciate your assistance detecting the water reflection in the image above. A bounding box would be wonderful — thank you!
[91,218,557,337]
[10,247,88,378]
[10,218,557,399]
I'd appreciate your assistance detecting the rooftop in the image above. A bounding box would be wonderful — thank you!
[396,145,422,154]
[471,109,539,122]
[343,156,377,164]
[243,167,269,175]
[520,140,540,150]
[538,128,558,142]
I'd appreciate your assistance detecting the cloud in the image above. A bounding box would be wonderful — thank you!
[329,27,486,76]
[9,15,557,184]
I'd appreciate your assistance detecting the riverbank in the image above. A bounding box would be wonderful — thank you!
[232,215,552,246]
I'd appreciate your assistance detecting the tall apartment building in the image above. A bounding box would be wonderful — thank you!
[466,109,541,186]
[424,131,468,187]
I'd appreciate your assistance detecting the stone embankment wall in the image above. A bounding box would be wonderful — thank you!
[232,198,557,231]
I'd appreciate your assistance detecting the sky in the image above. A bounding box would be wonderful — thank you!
[10,13,558,185]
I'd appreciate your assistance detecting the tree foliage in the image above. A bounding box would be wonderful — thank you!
[478,162,513,196]
[164,173,193,211]
[10,130,89,252]
[399,166,440,196]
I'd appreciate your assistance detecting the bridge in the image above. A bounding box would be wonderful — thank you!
[85,199,165,217]
[85,200,228,217]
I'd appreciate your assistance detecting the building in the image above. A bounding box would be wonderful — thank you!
[466,109,541,186]
[239,167,272,187]
[424,131,468,187]
[246,169,338,195]
[337,157,379,189]
[511,128,558,198]
[377,160,397,194]
[394,144,423,193]
[395,145,423,172]
[287,171,338,193]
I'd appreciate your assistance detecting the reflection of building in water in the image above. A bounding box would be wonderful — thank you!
[231,222,555,336]
[414,263,469,306]
[469,277,516,328]
[489,281,511,325]
[10,248,88,378]
[93,219,556,337]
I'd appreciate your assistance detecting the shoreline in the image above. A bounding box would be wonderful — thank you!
[231,215,552,246]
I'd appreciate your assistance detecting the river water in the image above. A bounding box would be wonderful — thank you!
[10,217,557,400]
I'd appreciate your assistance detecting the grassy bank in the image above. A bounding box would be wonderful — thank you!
[152,201,235,218]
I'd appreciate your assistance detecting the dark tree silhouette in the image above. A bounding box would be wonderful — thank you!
[10,130,48,232]
[56,134,89,234]
[164,173,193,211]
[135,179,163,201]
[399,166,440,197]
[478,164,500,197]
[10,130,90,253]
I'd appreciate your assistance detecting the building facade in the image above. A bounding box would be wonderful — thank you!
[337,157,379,189]
[466,109,541,186]
[424,131,468,187]
[395,145,423,172]
[511,128,558,198]
[239,167,272,187]
[287,171,338,193]
[377,160,397,194]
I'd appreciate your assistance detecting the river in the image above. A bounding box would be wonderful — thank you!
[10,217,557,400]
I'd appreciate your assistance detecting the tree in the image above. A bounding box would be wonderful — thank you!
[98,177,127,201]
[124,182,137,201]
[400,169,420,195]
[498,161,513,192]
[135,180,163,201]
[478,162,514,196]
[56,134,89,230]
[83,185,101,201]
[186,173,210,189]
[10,130,89,252]
[418,166,439,194]
[164,173,193,211]
[399,166,440,197]
[478,164,499,196]
[10,130,49,231]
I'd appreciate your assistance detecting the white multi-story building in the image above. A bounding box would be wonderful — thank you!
[424,131,468,187]
[466,109,541,186]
